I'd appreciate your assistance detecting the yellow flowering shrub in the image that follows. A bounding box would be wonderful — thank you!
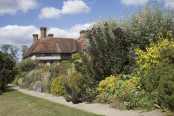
[50,76,65,96]
[134,31,174,76]
[122,77,141,92]
[97,75,121,95]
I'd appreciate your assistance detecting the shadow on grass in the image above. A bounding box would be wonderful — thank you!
[1,86,15,95]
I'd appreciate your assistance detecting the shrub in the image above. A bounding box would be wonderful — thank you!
[97,75,121,96]
[135,36,174,112]
[66,63,76,77]
[69,52,81,64]
[134,31,174,77]
[50,76,65,96]
[41,71,51,93]
[153,47,174,112]
[135,31,174,93]
[85,26,133,83]
[89,1,174,54]
[0,51,16,90]
[33,81,41,91]
[18,78,24,86]
[13,75,20,85]
[122,77,141,92]
[58,61,71,75]
[16,57,39,72]
[66,72,84,89]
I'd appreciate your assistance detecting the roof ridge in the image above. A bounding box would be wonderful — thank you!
[53,38,61,52]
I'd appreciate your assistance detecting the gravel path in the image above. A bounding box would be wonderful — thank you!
[8,84,165,116]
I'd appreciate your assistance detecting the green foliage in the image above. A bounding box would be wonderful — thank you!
[18,78,24,86]
[85,25,133,82]
[40,71,51,93]
[96,75,121,95]
[50,76,65,96]
[16,57,39,72]
[96,92,119,104]
[21,45,28,57]
[0,44,19,63]
[134,31,174,76]
[58,61,71,75]
[69,52,81,64]
[33,81,41,91]
[66,63,76,77]
[88,0,174,54]
[136,38,174,112]
[122,77,141,92]
[13,75,20,85]
[0,51,17,90]
[154,47,174,112]
[66,72,85,89]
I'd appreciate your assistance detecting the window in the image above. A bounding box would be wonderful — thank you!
[45,53,51,56]
[43,61,47,64]
[36,54,41,57]
[50,61,54,64]
[60,53,71,57]
[81,49,87,52]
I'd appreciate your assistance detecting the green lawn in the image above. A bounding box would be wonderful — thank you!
[0,86,104,116]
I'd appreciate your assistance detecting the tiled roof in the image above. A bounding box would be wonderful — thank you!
[23,37,78,58]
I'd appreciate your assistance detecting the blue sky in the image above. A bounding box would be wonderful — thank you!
[0,0,174,61]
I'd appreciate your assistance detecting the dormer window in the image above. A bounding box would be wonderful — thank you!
[81,49,87,52]
[45,53,51,56]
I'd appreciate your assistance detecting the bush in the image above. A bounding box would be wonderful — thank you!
[135,32,174,112]
[0,51,16,90]
[13,75,20,85]
[58,61,71,75]
[50,76,65,96]
[66,63,76,77]
[41,71,51,93]
[66,72,84,89]
[122,77,141,92]
[134,31,174,77]
[33,81,41,92]
[97,75,121,96]
[69,52,81,64]
[85,26,133,82]
[154,47,174,112]
[16,57,39,73]
[135,31,174,93]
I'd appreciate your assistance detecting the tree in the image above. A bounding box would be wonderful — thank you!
[85,0,174,55]
[21,45,28,57]
[0,44,19,63]
[0,51,17,90]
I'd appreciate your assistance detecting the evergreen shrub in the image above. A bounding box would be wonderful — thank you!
[50,76,65,96]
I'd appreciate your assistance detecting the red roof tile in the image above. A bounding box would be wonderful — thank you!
[23,37,78,58]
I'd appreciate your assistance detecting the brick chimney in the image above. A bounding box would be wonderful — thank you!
[33,34,38,43]
[80,30,85,38]
[40,27,47,38]
[47,34,54,38]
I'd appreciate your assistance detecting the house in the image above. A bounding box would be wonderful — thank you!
[23,27,88,65]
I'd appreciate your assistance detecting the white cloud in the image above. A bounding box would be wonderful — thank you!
[61,0,91,14]
[120,0,150,6]
[38,0,91,19]
[0,23,93,47]
[164,0,174,8]
[0,23,93,61]
[0,0,37,16]
[48,23,93,38]
[0,25,39,47]
[38,7,61,19]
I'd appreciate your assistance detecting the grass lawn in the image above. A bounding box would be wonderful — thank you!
[0,86,104,116]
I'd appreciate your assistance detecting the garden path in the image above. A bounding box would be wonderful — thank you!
[8,84,165,116]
